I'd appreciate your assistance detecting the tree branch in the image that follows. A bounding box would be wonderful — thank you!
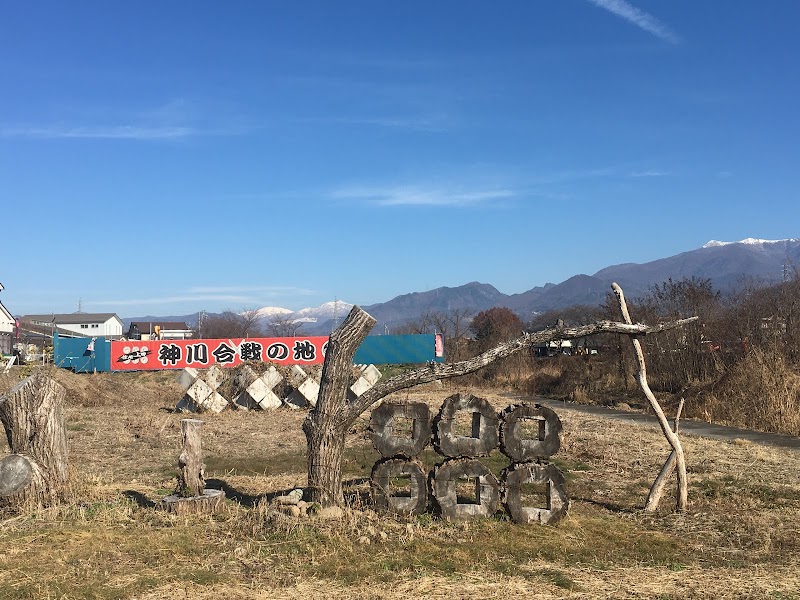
[612,283,688,512]
[344,315,698,425]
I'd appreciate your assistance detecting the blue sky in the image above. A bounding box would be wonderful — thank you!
[2,1,799,317]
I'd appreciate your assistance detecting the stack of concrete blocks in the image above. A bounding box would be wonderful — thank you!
[284,365,320,409]
[369,401,432,515]
[348,364,382,401]
[174,363,383,413]
[175,365,229,414]
[232,365,283,410]
[498,403,569,525]
[430,393,502,521]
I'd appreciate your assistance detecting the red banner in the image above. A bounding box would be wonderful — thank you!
[110,336,329,371]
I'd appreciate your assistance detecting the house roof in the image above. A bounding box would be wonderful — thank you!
[0,301,13,323]
[129,321,192,332]
[21,313,121,325]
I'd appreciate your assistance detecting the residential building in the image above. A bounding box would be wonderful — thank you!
[20,313,124,339]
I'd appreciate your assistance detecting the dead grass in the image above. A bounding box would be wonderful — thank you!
[1,368,799,598]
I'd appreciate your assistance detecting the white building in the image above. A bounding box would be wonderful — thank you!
[0,283,13,354]
[20,313,124,339]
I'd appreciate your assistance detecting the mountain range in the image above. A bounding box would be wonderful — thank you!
[124,238,800,335]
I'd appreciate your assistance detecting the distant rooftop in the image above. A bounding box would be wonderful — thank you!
[21,313,120,325]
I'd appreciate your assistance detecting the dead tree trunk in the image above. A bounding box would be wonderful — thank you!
[162,418,225,515]
[0,371,69,508]
[612,283,689,512]
[178,418,206,497]
[305,300,697,507]
[303,307,376,505]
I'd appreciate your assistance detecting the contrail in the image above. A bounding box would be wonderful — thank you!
[586,0,681,44]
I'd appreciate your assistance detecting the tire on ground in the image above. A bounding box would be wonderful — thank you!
[431,458,500,520]
[433,393,499,458]
[499,403,562,461]
[370,458,428,515]
[502,461,569,525]
[369,401,431,458]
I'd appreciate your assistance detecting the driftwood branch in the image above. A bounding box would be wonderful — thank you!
[612,283,689,512]
[645,397,684,511]
[345,315,698,426]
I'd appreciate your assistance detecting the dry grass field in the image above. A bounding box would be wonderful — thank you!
[1,367,799,599]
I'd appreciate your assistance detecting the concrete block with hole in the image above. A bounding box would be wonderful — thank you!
[288,365,308,387]
[348,364,382,400]
[177,367,230,413]
[179,378,228,414]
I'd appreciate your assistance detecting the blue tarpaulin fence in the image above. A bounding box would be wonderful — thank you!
[54,333,442,373]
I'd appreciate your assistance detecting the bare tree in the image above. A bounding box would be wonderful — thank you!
[266,314,307,337]
[198,309,265,339]
[239,308,265,338]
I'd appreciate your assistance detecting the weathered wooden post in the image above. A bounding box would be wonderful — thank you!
[161,418,225,515]
[0,370,69,509]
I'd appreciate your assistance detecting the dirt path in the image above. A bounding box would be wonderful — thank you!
[510,394,800,451]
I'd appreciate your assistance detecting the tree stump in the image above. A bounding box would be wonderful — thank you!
[431,458,500,520]
[432,394,499,458]
[369,401,431,458]
[371,458,428,515]
[161,418,225,515]
[499,403,562,462]
[0,371,69,508]
[502,461,569,525]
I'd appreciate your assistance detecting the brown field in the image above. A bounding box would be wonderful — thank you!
[1,367,799,599]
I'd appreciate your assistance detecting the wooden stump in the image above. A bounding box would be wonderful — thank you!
[502,461,569,525]
[369,401,431,458]
[0,371,69,508]
[431,458,500,520]
[499,403,562,462]
[160,418,225,514]
[432,394,499,458]
[161,489,225,516]
[178,418,206,497]
[371,458,428,515]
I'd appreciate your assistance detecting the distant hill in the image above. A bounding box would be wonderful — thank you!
[124,238,800,332]
[360,238,800,327]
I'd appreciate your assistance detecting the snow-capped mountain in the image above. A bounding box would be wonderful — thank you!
[291,301,354,322]
[253,306,293,318]
[703,238,800,248]
[127,237,800,332]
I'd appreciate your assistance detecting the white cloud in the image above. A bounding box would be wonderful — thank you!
[0,125,198,140]
[586,0,681,44]
[332,185,516,207]
[89,286,316,307]
[187,285,316,296]
[629,170,669,177]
